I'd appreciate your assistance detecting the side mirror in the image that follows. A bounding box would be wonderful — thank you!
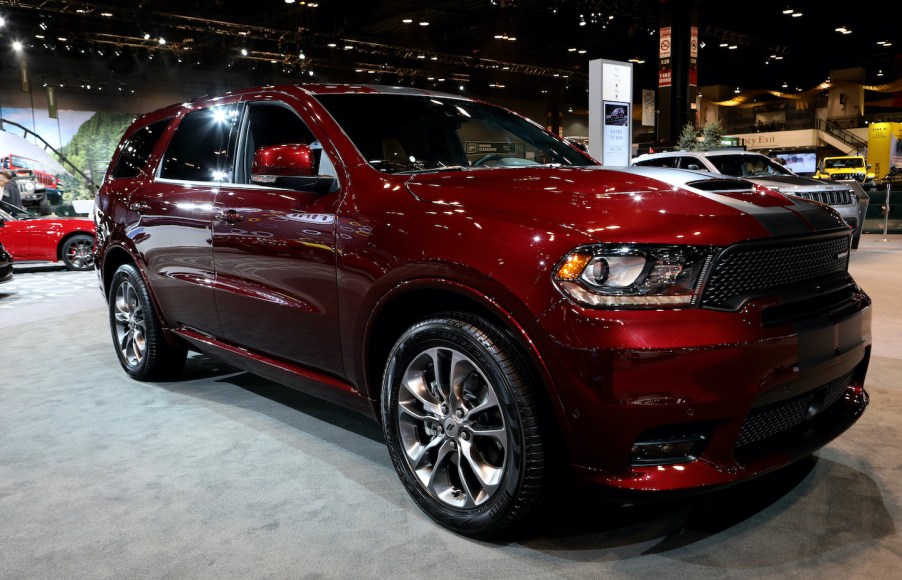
[686,163,700,171]
[251,144,335,194]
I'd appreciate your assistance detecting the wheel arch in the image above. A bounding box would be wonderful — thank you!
[362,280,572,465]
[99,243,138,298]
[100,243,187,352]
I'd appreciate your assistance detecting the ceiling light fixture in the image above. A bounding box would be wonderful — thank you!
[782,8,793,14]
[402,19,412,24]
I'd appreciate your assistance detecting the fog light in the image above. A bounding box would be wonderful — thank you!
[630,435,707,466]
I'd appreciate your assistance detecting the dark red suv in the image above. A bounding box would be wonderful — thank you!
[94,84,871,538]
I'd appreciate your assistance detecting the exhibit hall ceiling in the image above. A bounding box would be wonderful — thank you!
[0,0,897,103]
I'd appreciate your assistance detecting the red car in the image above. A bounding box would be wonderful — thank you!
[94,84,870,538]
[0,200,96,271]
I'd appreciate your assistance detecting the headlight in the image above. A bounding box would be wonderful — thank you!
[553,245,714,308]
[21,180,35,193]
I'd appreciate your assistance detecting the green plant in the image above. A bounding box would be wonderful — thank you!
[676,120,726,151]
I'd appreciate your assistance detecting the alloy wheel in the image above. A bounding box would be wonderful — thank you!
[113,280,147,368]
[396,346,508,509]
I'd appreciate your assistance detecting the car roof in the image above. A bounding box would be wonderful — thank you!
[125,83,473,131]
[634,149,765,160]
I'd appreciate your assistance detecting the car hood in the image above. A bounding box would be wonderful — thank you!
[743,174,851,192]
[405,166,848,246]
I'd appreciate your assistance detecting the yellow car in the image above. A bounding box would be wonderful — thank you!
[815,155,875,183]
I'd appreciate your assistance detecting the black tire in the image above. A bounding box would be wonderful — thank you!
[38,198,52,216]
[108,264,187,380]
[381,314,545,539]
[60,234,96,271]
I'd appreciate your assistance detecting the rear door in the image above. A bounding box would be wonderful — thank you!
[129,100,240,336]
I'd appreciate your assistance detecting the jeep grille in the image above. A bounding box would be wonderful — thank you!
[790,190,853,205]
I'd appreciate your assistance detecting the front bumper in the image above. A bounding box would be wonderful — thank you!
[539,289,871,493]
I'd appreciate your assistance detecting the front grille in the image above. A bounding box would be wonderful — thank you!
[829,173,865,182]
[791,190,853,205]
[736,370,854,449]
[699,234,851,310]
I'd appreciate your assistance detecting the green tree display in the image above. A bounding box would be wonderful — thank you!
[676,120,727,151]
[57,112,135,200]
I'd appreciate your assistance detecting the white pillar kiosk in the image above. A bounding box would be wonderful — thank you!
[589,59,633,166]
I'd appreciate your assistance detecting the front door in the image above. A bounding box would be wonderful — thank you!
[211,98,344,376]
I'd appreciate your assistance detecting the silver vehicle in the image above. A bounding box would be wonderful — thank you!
[631,149,869,248]
[11,169,50,216]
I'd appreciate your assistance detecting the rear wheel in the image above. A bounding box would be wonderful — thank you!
[381,314,545,538]
[60,234,95,271]
[108,264,187,380]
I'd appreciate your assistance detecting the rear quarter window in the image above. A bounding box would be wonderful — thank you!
[110,118,171,179]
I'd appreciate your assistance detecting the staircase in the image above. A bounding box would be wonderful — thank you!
[815,118,868,155]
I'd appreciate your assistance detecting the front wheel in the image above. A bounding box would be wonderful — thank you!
[108,264,187,380]
[381,314,546,538]
[60,234,95,271]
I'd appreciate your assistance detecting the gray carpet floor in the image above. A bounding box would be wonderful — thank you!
[1,236,901,579]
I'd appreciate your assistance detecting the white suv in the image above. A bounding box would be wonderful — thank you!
[631,149,869,248]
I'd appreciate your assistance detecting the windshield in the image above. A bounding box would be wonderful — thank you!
[314,94,594,173]
[706,154,793,178]
[825,157,864,169]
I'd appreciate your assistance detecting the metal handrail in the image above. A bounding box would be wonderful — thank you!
[815,118,868,154]
[0,118,98,194]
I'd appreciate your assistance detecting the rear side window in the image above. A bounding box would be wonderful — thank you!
[160,105,239,182]
[110,118,171,179]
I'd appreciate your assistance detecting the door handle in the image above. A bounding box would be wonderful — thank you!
[129,201,150,214]
[216,209,243,224]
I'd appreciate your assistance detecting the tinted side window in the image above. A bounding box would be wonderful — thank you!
[706,156,743,176]
[160,105,238,182]
[110,119,170,179]
[676,157,704,171]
